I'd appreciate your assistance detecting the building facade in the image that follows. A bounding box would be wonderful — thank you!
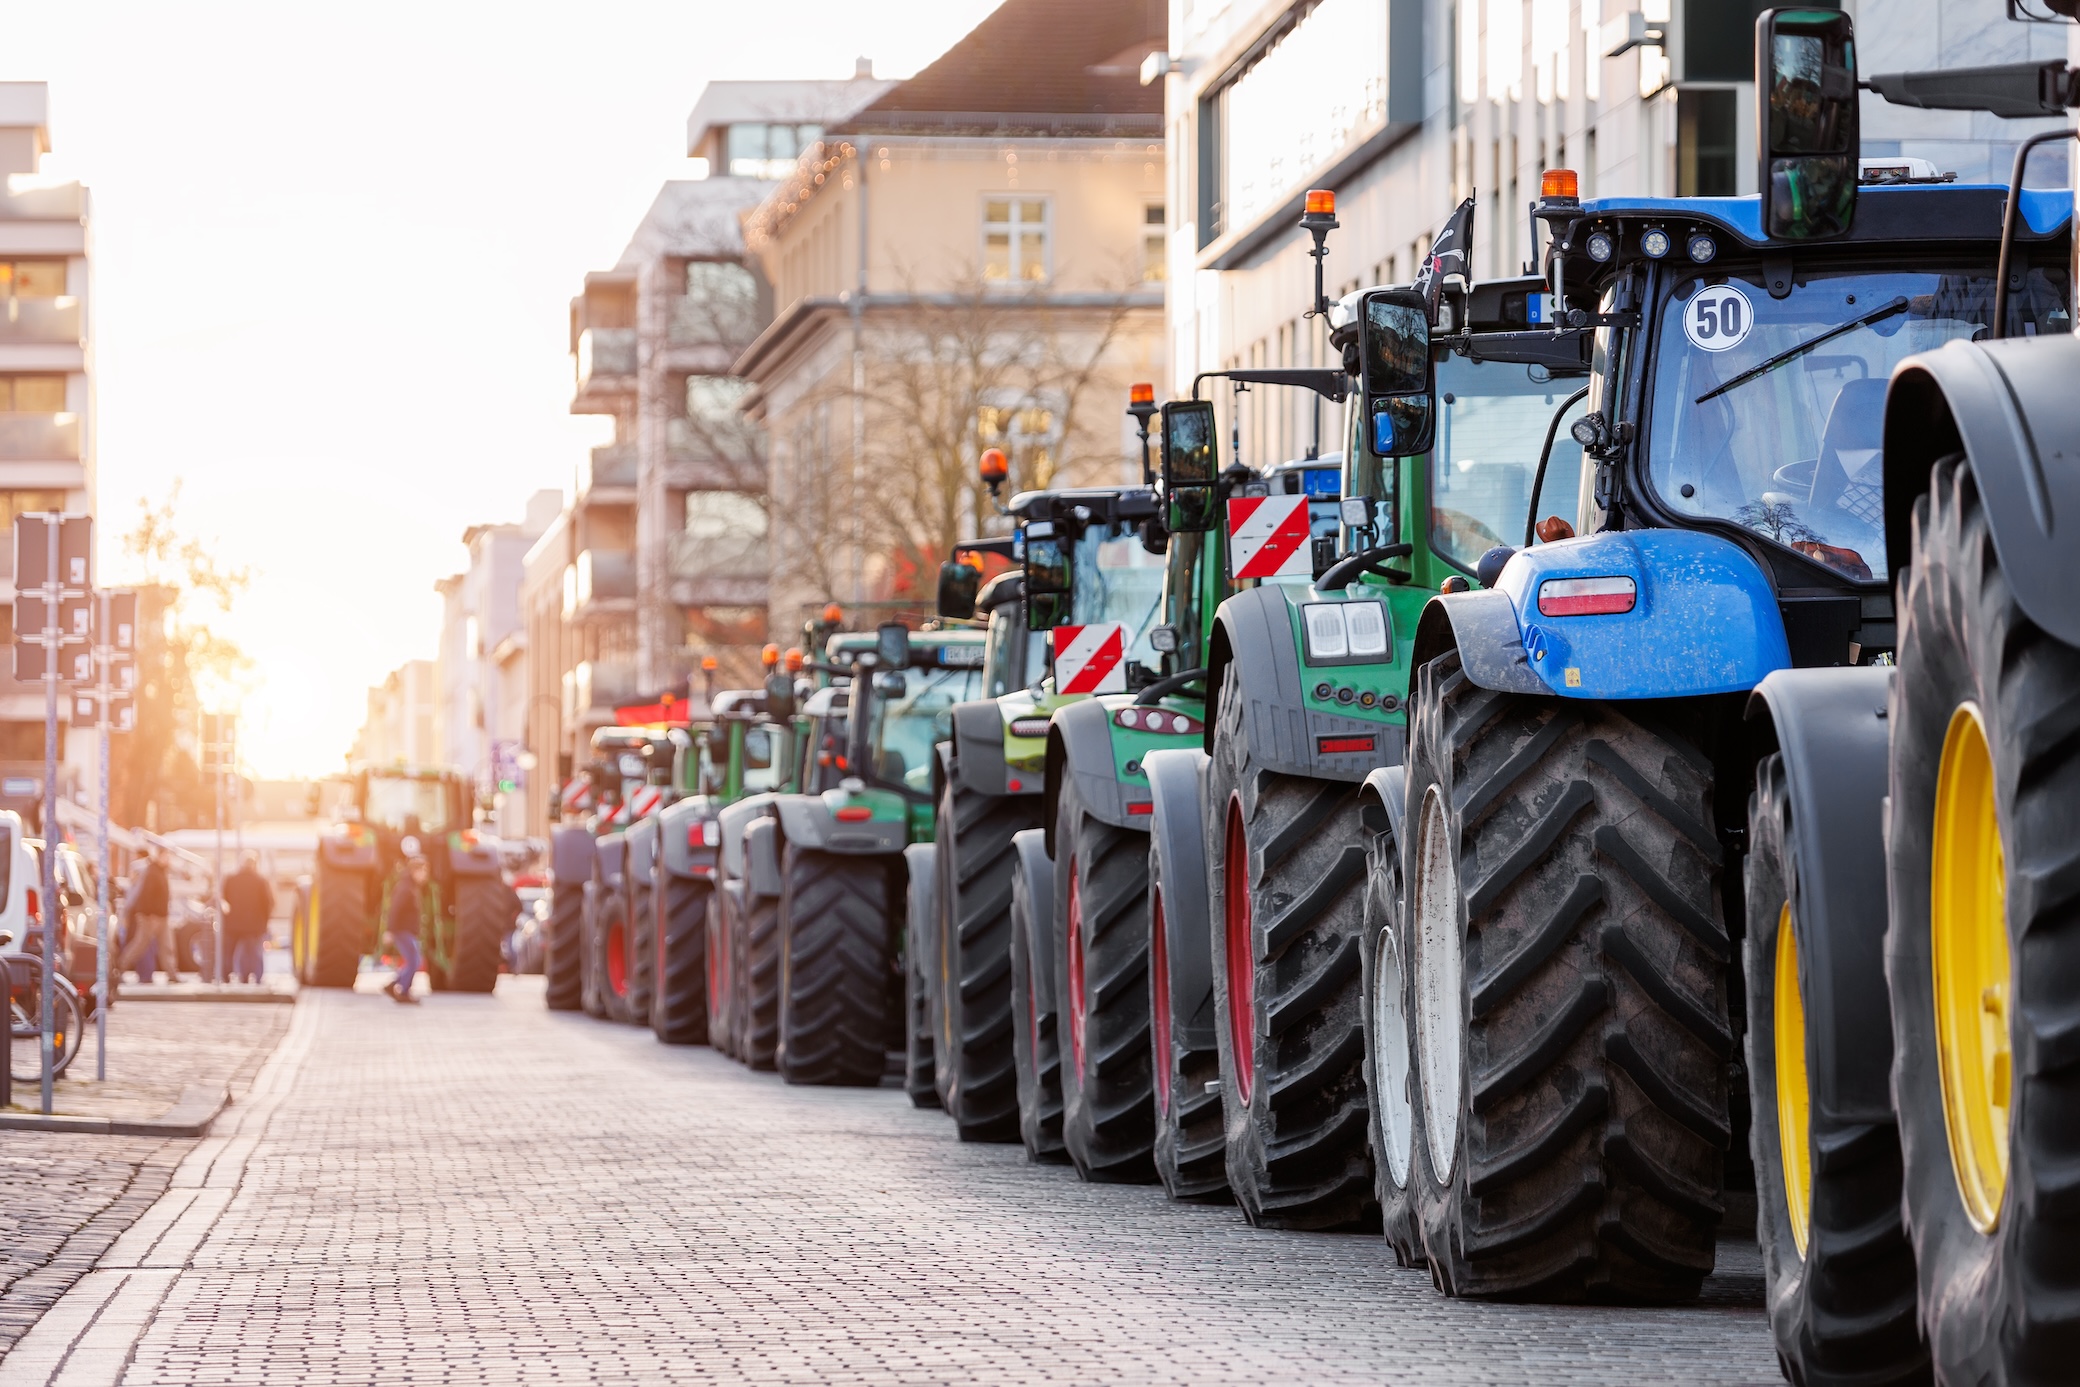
[0,83,94,823]
[353,660,437,769]
[735,0,1171,631]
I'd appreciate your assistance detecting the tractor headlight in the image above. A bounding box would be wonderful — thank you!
[1301,601,1391,663]
[1585,230,1615,262]
[1641,228,1672,259]
[1687,233,1717,263]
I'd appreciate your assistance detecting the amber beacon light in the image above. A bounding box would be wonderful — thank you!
[1540,168,1579,201]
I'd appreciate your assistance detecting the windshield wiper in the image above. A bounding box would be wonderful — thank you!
[1695,295,1910,405]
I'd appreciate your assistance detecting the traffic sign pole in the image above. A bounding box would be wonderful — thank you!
[38,527,58,1114]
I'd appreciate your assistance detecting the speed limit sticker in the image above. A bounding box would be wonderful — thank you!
[1684,283,1753,352]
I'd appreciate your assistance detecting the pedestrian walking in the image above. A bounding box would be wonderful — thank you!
[384,849,428,1005]
[117,847,179,983]
[222,851,274,985]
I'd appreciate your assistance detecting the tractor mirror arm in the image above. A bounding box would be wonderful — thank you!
[1190,368,1349,403]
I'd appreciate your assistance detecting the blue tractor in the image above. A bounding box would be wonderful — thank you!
[1362,10,2080,1383]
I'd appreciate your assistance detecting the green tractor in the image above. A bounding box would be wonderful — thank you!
[293,766,508,992]
[649,685,793,1045]
[926,487,1164,1142]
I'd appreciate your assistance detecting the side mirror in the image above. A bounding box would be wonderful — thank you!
[876,622,909,670]
[1159,399,1220,534]
[1023,525,1073,630]
[1360,287,1435,458]
[1759,8,1858,240]
[936,560,980,620]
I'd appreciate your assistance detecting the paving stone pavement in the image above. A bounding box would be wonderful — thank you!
[0,978,1783,1385]
[4,993,292,1123]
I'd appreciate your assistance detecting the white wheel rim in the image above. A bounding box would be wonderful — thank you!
[1373,922,1414,1187]
[1415,787,1463,1182]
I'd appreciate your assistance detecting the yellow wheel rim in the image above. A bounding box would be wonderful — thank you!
[1774,904,1813,1257]
[1932,703,2011,1234]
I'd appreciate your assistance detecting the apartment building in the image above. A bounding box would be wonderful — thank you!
[735,0,1170,628]
[1163,0,2058,476]
[353,661,437,769]
[0,83,93,823]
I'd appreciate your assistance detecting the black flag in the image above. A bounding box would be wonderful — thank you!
[1413,196,1476,325]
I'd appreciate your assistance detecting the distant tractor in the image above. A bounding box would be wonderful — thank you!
[292,766,508,991]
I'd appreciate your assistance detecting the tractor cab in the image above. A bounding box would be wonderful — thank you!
[813,627,988,803]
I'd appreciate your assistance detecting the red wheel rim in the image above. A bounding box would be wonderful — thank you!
[1151,884,1172,1117]
[1224,799,1255,1106]
[1066,861,1087,1075]
[607,921,628,997]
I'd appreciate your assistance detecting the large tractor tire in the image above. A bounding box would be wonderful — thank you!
[1148,835,1229,1202]
[1359,794,1426,1268]
[1009,829,1067,1163]
[626,874,655,1027]
[1404,651,1728,1301]
[442,875,507,994]
[903,844,942,1108]
[290,882,313,983]
[707,889,737,1057]
[1205,662,1377,1231]
[776,845,899,1087]
[586,887,633,1024]
[1745,754,1925,1386]
[1885,456,2080,1383]
[544,880,586,1012]
[1054,774,1157,1183]
[651,874,710,1045]
[935,778,1034,1141]
[737,890,782,1070]
[304,863,370,990]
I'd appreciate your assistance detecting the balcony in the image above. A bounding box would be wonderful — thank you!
[577,443,636,499]
[0,298,82,346]
[668,493,767,608]
[667,293,760,350]
[571,547,635,620]
[0,182,86,221]
[572,328,636,411]
[570,659,636,722]
[0,413,79,462]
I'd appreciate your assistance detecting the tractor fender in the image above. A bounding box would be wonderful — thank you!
[786,790,907,856]
[594,833,626,892]
[949,699,1024,796]
[1011,826,1057,1014]
[1884,334,2080,647]
[1746,666,1898,1126]
[1207,584,1402,782]
[550,824,596,886]
[624,817,659,889]
[715,793,777,882]
[743,818,783,900]
[1358,763,1408,845]
[1144,747,1214,1052]
[1042,698,1145,854]
[771,794,834,853]
[448,837,502,879]
[1427,531,1791,700]
[318,830,377,872]
[655,796,717,881]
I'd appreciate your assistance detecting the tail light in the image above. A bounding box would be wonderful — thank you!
[1537,576,1637,617]
[1114,707,1203,736]
[688,820,721,849]
[1008,718,1051,737]
[835,806,874,822]
[25,888,39,923]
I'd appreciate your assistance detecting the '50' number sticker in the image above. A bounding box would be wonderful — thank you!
[1684,283,1753,352]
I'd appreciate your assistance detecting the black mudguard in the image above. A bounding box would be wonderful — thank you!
[772,793,906,856]
[1746,666,1898,1126]
[550,824,596,885]
[1144,747,1214,1053]
[595,834,626,894]
[1409,589,1547,696]
[744,818,783,899]
[1207,584,1407,782]
[1885,335,2080,647]
[625,817,659,890]
[1042,699,1145,854]
[716,793,778,883]
[949,699,1028,797]
[1358,763,1407,845]
[319,831,377,873]
[657,796,720,881]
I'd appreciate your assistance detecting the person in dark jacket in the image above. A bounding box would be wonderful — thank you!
[118,848,178,983]
[384,851,428,1004]
[222,852,274,985]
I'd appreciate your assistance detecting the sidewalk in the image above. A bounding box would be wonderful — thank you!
[4,994,291,1131]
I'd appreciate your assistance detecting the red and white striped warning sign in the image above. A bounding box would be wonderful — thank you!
[1052,622,1128,695]
[560,778,593,814]
[628,785,664,819]
[1227,495,1313,580]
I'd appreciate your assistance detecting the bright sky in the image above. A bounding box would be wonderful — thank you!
[5,1,999,778]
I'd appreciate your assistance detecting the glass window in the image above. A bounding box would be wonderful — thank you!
[1678,89,1739,197]
[362,775,451,834]
[1143,205,1167,283]
[0,491,68,532]
[725,124,823,179]
[678,261,760,343]
[983,199,1050,283]
[1429,355,1588,572]
[1068,525,1167,676]
[872,664,987,793]
[1647,262,2071,583]
[741,726,782,792]
[0,377,65,413]
[0,262,64,299]
[686,374,749,421]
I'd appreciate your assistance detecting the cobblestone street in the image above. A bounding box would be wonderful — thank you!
[0,980,1782,1385]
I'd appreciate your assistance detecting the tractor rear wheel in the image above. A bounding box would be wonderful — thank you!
[1148,835,1229,1202]
[903,845,942,1108]
[587,888,632,1024]
[777,845,899,1087]
[1404,651,1728,1301]
[651,874,710,1045]
[1745,754,1924,1385]
[1009,830,1066,1163]
[626,876,655,1026]
[1886,455,2080,1383]
[544,880,585,1011]
[936,778,1034,1140]
[1359,800,1425,1267]
[1206,661,1377,1231]
[738,890,781,1070]
[306,863,369,990]
[443,875,506,994]
[1054,775,1157,1183]
[707,888,737,1057]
